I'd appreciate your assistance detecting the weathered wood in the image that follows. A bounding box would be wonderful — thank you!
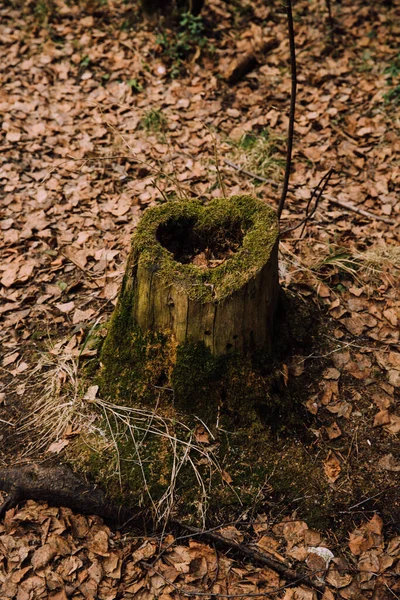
[116,196,279,357]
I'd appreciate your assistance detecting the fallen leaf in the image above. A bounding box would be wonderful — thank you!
[378,453,400,472]
[47,439,70,454]
[373,410,391,427]
[323,451,341,483]
[221,470,233,485]
[325,422,342,439]
[323,368,340,380]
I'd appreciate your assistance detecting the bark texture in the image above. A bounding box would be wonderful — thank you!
[114,196,279,357]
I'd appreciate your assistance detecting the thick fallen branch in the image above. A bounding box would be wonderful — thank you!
[226,39,279,84]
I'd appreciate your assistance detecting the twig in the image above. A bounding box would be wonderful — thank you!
[277,0,297,220]
[346,485,398,511]
[214,138,227,198]
[385,583,400,600]
[323,195,396,225]
[325,0,335,46]
[281,169,333,235]
[142,561,324,597]
[0,418,15,427]
[171,521,326,594]
[59,250,102,288]
[223,159,282,188]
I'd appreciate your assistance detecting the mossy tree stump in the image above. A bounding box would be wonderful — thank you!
[101,195,279,416]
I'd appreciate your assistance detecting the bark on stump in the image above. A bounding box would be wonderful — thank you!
[101,195,279,414]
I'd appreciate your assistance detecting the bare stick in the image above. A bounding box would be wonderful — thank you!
[323,195,396,225]
[325,0,335,46]
[281,168,333,235]
[169,522,326,594]
[277,0,297,220]
[223,159,282,188]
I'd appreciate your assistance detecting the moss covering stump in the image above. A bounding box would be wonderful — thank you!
[100,195,279,422]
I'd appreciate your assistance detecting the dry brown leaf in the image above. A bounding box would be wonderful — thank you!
[323,451,341,483]
[304,397,319,415]
[87,530,109,557]
[388,370,400,387]
[2,352,19,367]
[194,425,210,444]
[325,567,352,588]
[373,410,391,427]
[132,541,157,564]
[384,414,400,434]
[221,470,233,485]
[378,454,400,472]
[47,439,70,454]
[340,315,365,336]
[217,526,244,543]
[31,544,57,570]
[325,422,342,439]
[323,367,341,380]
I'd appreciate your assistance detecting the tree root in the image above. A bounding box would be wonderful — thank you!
[0,463,325,594]
[0,463,145,526]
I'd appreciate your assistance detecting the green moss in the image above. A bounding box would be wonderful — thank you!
[133,195,278,302]
[77,197,331,523]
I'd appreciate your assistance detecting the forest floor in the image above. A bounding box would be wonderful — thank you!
[0,0,399,598]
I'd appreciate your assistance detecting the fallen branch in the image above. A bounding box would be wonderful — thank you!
[223,160,396,227]
[323,195,396,225]
[281,168,334,235]
[226,39,279,85]
[170,522,326,594]
[223,159,282,188]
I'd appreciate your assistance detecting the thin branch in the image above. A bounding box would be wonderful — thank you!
[223,159,282,188]
[170,522,326,594]
[281,169,333,235]
[323,195,396,225]
[277,0,297,220]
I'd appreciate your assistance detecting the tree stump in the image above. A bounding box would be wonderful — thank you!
[100,195,279,415]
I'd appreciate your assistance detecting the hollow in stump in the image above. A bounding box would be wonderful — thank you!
[101,195,279,416]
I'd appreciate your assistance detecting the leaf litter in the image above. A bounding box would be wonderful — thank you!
[0,0,400,597]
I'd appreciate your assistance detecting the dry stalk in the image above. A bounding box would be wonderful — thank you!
[89,397,225,526]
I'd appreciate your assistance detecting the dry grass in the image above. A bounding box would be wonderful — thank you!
[230,131,285,181]
[19,350,83,455]
[87,397,226,526]
[18,348,230,525]
[280,241,400,288]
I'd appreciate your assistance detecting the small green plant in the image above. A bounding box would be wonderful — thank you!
[156,12,208,77]
[127,78,143,93]
[384,85,400,105]
[141,108,168,133]
[80,55,91,68]
[33,0,54,25]
[383,54,400,105]
[230,129,285,182]
[384,53,400,80]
